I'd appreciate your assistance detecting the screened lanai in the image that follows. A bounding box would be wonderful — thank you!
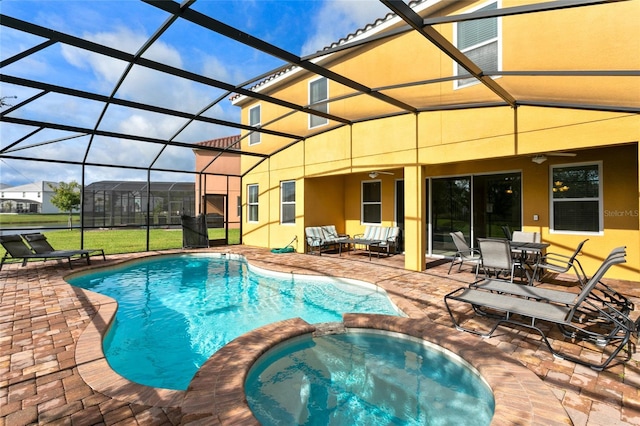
[1,0,639,252]
[83,180,196,228]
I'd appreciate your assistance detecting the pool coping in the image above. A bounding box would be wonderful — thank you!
[71,251,572,425]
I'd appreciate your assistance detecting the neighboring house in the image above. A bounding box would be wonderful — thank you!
[193,136,241,229]
[0,181,60,213]
[231,0,640,281]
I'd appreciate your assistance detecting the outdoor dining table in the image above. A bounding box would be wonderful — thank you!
[509,241,550,283]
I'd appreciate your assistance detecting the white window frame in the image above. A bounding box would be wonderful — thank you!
[308,77,328,129]
[454,0,501,89]
[247,184,259,223]
[248,105,261,146]
[550,161,603,235]
[280,180,296,225]
[361,180,382,225]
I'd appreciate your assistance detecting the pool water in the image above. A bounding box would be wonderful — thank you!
[246,331,495,426]
[68,254,401,390]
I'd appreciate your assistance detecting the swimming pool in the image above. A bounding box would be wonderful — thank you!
[245,330,495,425]
[67,253,402,390]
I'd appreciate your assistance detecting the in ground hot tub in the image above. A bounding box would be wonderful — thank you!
[245,329,495,425]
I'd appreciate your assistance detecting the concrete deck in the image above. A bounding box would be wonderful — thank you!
[1,246,639,425]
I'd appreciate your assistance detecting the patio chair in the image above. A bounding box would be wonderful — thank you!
[476,238,524,283]
[304,226,348,255]
[532,239,588,286]
[379,226,400,255]
[511,230,541,243]
[22,232,105,262]
[447,231,481,276]
[511,230,542,265]
[445,247,635,370]
[501,225,512,240]
[0,234,88,270]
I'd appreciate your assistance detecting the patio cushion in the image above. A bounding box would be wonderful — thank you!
[321,225,347,243]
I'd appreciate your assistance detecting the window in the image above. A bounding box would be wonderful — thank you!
[247,184,259,223]
[308,77,328,128]
[551,163,601,233]
[455,1,499,88]
[280,181,295,224]
[362,181,381,224]
[237,196,241,218]
[248,105,261,145]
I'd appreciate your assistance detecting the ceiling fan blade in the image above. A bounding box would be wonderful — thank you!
[546,152,576,157]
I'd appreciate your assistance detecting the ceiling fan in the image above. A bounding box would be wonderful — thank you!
[368,171,394,178]
[531,152,576,164]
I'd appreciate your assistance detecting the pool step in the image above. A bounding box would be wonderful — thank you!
[313,322,346,336]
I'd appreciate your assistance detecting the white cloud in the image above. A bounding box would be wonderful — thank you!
[202,55,232,83]
[301,0,391,55]
[54,26,240,175]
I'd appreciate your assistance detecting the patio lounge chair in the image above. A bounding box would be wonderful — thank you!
[532,239,588,286]
[447,231,481,276]
[0,234,90,270]
[471,248,634,317]
[22,233,105,263]
[444,247,636,370]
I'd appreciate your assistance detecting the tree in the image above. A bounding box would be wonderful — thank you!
[49,181,81,229]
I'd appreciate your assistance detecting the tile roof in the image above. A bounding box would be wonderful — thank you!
[195,135,241,150]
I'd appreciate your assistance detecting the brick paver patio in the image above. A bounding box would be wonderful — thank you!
[1,246,639,425]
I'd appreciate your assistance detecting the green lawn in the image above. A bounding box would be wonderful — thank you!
[0,213,80,227]
[1,228,240,259]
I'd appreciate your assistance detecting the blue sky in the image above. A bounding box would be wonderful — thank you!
[1,0,391,186]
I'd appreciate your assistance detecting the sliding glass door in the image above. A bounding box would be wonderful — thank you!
[431,177,471,254]
[430,172,521,256]
[473,173,521,239]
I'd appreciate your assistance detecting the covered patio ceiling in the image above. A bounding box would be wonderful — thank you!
[1,0,639,181]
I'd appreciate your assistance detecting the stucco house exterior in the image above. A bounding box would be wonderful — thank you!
[229,0,639,281]
[0,181,59,213]
[193,135,241,230]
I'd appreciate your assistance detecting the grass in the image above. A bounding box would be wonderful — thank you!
[0,228,241,259]
[0,213,80,226]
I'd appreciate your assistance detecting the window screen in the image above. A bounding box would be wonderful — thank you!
[247,184,259,222]
[309,78,328,128]
[362,181,381,224]
[456,2,498,87]
[249,105,261,145]
[281,181,295,224]
[551,164,601,232]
